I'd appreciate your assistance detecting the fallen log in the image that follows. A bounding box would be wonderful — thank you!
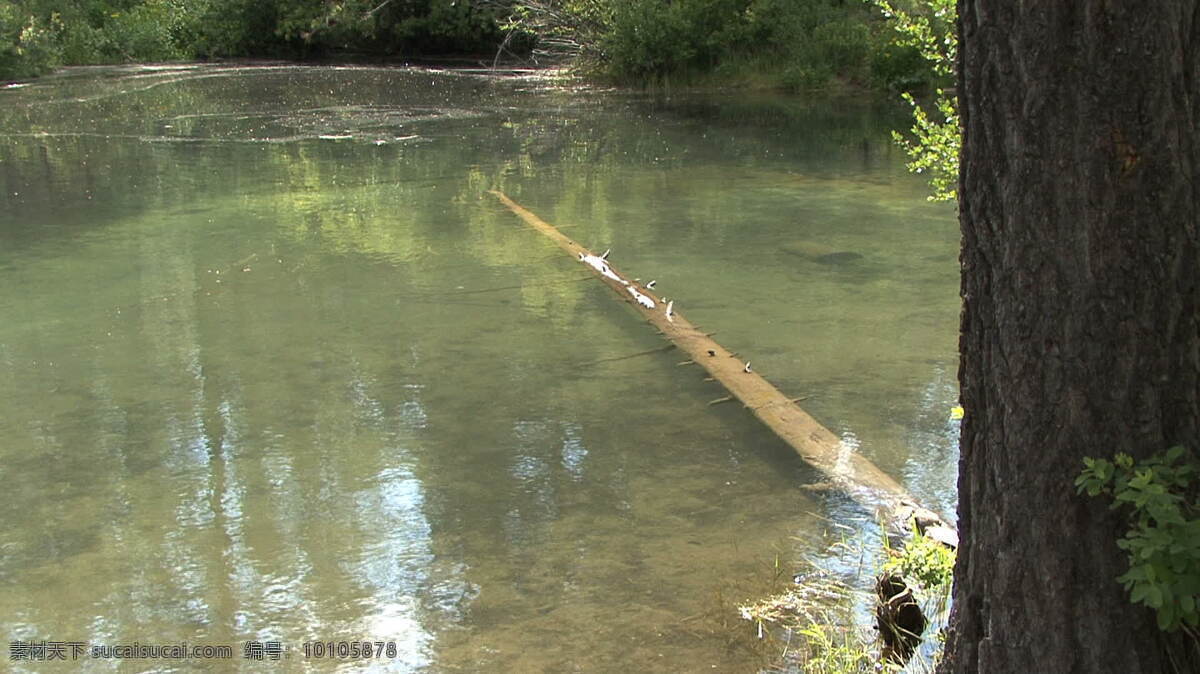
[489,190,956,546]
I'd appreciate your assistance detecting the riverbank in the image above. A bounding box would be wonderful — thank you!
[734,527,953,672]
[0,1,939,93]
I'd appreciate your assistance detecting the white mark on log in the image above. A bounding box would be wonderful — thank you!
[602,266,628,285]
[627,286,656,308]
[580,253,606,271]
[580,253,629,285]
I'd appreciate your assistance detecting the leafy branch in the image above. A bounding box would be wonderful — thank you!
[1077,446,1200,633]
[873,0,959,201]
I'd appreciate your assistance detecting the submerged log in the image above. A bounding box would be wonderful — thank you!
[489,190,956,544]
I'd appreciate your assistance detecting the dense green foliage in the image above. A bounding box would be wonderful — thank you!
[1077,447,1200,632]
[884,523,956,591]
[0,2,58,78]
[0,0,938,93]
[873,0,958,201]
[0,0,513,80]
[505,0,933,91]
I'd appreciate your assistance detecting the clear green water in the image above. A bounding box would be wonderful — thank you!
[0,64,959,672]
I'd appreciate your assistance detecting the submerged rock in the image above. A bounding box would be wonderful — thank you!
[781,240,863,265]
[813,251,864,265]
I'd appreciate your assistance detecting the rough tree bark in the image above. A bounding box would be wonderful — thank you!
[947,2,1199,672]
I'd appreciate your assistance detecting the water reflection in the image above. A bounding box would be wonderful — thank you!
[0,64,958,671]
[354,467,438,669]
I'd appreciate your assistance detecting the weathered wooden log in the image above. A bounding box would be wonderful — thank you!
[489,190,956,545]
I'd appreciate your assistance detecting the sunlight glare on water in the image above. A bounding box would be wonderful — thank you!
[0,64,959,672]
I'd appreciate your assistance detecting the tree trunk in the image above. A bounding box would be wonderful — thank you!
[947,1,1200,672]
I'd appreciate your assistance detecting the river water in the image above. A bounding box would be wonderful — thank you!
[0,64,959,672]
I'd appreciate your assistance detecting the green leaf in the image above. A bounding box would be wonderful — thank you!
[1157,602,1176,630]
[1145,584,1164,609]
[1122,566,1147,582]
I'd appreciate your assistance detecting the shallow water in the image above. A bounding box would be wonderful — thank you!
[0,64,959,671]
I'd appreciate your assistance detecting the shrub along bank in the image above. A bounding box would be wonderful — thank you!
[1,0,938,93]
